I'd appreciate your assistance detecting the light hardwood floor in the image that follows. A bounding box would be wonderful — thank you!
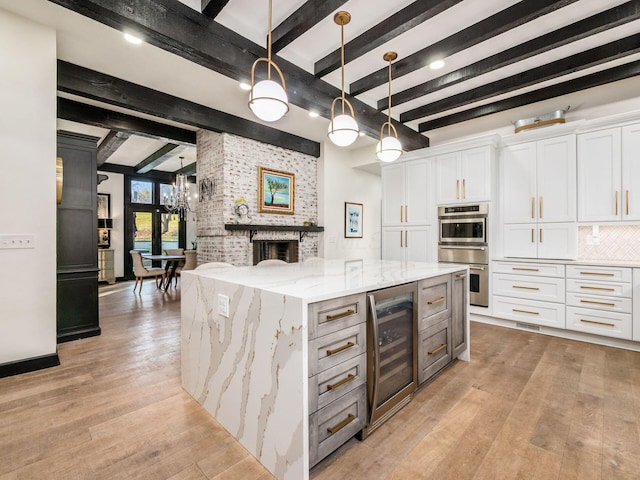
[1,281,639,479]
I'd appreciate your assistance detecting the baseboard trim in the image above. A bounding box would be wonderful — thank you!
[0,353,60,378]
[57,326,101,344]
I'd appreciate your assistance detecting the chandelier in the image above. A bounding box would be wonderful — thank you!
[164,156,192,220]
[376,51,403,162]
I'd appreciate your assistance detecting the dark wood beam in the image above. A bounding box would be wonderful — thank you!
[418,60,640,133]
[48,0,429,151]
[271,0,348,54]
[179,163,197,176]
[315,0,463,78]
[58,61,321,157]
[97,130,130,166]
[350,0,579,97]
[97,162,176,183]
[201,0,230,19]
[381,0,640,110]
[57,97,197,145]
[402,34,640,123]
[136,144,187,174]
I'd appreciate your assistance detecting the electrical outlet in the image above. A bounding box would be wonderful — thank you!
[0,234,35,249]
[218,294,230,318]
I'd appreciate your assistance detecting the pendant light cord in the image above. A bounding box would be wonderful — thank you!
[387,58,392,136]
[267,0,272,81]
[341,22,345,114]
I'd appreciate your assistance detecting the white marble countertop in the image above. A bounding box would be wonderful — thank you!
[186,259,467,303]
[493,257,640,268]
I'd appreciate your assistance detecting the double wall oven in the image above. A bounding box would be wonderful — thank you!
[437,204,489,307]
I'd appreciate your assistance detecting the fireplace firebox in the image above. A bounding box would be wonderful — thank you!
[253,240,299,265]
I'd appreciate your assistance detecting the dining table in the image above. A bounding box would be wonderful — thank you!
[141,254,185,290]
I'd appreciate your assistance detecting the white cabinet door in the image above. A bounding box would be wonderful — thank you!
[381,164,405,226]
[405,160,431,225]
[577,128,621,222]
[622,124,640,221]
[633,268,640,342]
[502,224,537,258]
[435,152,460,205]
[502,142,536,223]
[537,223,577,260]
[406,226,434,263]
[460,146,491,203]
[537,135,576,223]
[381,227,405,261]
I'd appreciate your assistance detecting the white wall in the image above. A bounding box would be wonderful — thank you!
[0,9,57,364]
[320,142,381,260]
[97,171,125,278]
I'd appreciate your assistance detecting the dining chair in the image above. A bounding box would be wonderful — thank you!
[256,259,287,266]
[175,250,197,285]
[130,250,166,293]
[195,262,236,271]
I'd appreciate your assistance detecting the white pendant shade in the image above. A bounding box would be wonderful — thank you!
[249,79,289,122]
[376,135,403,162]
[328,114,359,147]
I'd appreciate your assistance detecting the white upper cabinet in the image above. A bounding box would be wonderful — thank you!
[621,124,640,221]
[502,134,576,225]
[381,159,431,226]
[436,145,492,205]
[577,128,621,222]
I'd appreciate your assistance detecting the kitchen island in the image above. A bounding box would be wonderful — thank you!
[181,259,469,480]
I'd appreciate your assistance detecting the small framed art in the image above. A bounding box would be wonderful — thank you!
[345,202,363,238]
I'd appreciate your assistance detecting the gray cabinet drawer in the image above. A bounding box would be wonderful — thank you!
[309,384,366,468]
[308,293,366,340]
[418,318,452,385]
[308,323,367,377]
[309,353,366,413]
[419,275,451,327]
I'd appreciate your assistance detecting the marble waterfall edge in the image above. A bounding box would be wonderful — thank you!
[181,272,307,480]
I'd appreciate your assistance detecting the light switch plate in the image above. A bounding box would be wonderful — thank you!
[0,234,35,249]
[218,294,230,318]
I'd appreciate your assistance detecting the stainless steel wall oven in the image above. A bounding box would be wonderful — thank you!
[438,204,489,307]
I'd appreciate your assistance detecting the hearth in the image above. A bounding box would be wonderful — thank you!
[253,240,299,264]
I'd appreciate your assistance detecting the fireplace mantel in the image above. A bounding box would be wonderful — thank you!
[225,224,324,242]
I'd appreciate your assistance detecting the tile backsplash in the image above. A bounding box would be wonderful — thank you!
[578,225,640,261]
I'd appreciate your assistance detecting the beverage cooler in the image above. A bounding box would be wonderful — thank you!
[359,282,417,438]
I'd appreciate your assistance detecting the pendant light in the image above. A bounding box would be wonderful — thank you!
[328,11,359,147]
[249,0,289,122]
[376,52,402,162]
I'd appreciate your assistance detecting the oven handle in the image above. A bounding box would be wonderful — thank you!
[469,266,486,271]
[439,245,486,250]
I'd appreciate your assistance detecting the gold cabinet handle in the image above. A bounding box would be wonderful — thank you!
[400,230,403,248]
[456,179,460,199]
[326,341,355,356]
[462,179,466,199]
[615,191,619,216]
[326,374,355,391]
[456,273,467,278]
[327,413,356,434]
[580,319,615,328]
[427,296,446,305]
[539,196,543,219]
[579,271,615,277]
[531,228,535,243]
[405,230,408,248]
[531,197,535,219]
[539,228,543,243]
[580,285,615,292]
[626,190,630,216]
[400,205,403,222]
[513,285,540,291]
[405,205,408,222]
[512,267,539,272]
[326,309,355,321]
[579,299,616,307]
[512,308,539,315]
[428,343,447,355]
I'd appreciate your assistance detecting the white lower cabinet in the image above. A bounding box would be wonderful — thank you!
[502,223,577,259]
[382,226,434,263]
[493,295,565,329]
[634,269,640,342]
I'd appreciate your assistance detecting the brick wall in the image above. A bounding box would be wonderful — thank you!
[196,130,319,266]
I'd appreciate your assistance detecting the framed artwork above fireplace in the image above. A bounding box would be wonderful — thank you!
[258,167,295,215]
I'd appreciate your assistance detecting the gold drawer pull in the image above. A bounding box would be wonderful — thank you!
[455,273,467,278]
[580,299,616,307]
[579,271,615,276]
[427,296,446,305]
[428,343,447,355]
[512,267,539,272]
[327,413,356,435]
[327,342,355,356]
[512,308,539,315]
[326,309,355,321]
[580,286,615,292]
[513,285,540,291]
[580,319,615,328]
[326,374,355,391]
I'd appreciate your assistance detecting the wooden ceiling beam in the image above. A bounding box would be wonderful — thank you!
[57,97,197,145]
[271,0,348,54]
[58,61,321,157]
[135,143,187,174]
[48,0,429,151]
[380,0,640,110]
[98,162,176,182]
[417,60,640,133]
[97,130,131,166]
[350,0,579,97]
[201,0,230,19]
[402,34,640,123]
[314,0,462,78]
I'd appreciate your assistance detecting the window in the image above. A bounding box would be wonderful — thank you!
[131,179,153,204]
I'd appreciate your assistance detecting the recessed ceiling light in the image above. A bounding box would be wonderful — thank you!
[430,59,445,70]
[124,33,142,45]
[309,111,319,118]
[239,82,252,91]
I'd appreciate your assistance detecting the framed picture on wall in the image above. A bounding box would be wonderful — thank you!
[97,193,110,219]
[258,167,295,214]
[97,193,111,248]
[345,202,363,238]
